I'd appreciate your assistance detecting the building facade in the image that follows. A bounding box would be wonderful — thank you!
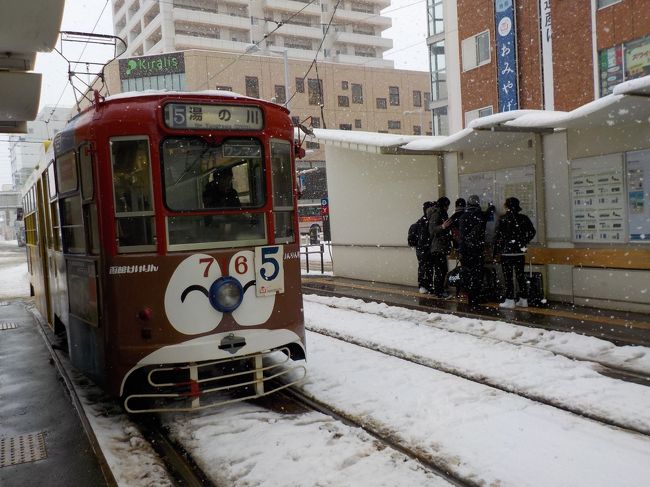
[451,0,650,127]
[8,106,70,191]
[103,49,433,162]
[111,0,394,68]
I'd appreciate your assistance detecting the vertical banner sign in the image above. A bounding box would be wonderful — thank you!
[539,0,554,109]
[495,0,519,112]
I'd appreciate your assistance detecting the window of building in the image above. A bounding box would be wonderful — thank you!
[389,86,400,106]
[274,85,287,104]
[306,141,320,149]
[245,76,259,98]
[388,120,401,130]
[427,0,444,36]
[351,83,363,103]
[341,80,349,90]
[413,90,422,107]
[597,0,621,8]
[311,117,321,128]
[295,77,305,93]
[338,95,350,107]
[308,78,323,105]
[461,30,490,71]
[413,125,422,135]
[433,106,448,136]
[430,40,447,102]
[291,116,300,125]
[216,85,232,91]
[599,35,650,96]
[339,124,352,130]
[376,98,387,109]
[423,92,431,110]
[354,119,362,129]
[464,105,493,127]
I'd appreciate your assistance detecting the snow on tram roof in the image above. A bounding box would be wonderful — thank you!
[104,89,256,103]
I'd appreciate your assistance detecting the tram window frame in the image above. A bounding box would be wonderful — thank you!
[110,136,156,253]
[56,150,78,195]
[270,138,295,244]
[161,136,269,251]
[79,142,100,255]
[56,150,86,255]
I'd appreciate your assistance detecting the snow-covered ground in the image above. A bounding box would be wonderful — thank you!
[3,240,650,486]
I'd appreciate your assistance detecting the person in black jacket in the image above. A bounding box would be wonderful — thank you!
[458,194,489,309]
[415,201,436,293]
[428,196,452,298]
[493,197,536,308]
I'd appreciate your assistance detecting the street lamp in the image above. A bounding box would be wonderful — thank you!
[245,44,290,111]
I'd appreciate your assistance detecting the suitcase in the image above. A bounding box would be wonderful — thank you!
[526,269,545,307]
[480,265,502,303]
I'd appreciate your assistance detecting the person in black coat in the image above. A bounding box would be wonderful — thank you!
[428,196,452,298]
[415,201,436,293]
[458,194,489,309]
[493,197,536,308]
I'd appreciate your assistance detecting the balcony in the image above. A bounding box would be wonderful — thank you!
[263,0,321,16]
[334,31,393,50]
[333,9,392,29]
[174,35,251,53]
[265,22,322,40]
[333,53,393,68]
[173,8,250,30]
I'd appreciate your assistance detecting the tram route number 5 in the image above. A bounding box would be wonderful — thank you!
[254,245,285,296]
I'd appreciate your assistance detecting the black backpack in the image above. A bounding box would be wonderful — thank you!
[407,220,421,247]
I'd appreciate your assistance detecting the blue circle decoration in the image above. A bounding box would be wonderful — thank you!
[208,276,244,313]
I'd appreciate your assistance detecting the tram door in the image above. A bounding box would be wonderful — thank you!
[34,177,53,325]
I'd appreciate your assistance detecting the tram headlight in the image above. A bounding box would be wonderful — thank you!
[208,276,244,313]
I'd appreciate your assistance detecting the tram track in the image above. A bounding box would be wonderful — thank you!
[306,326,650,438]
[32,305,212,487]
[304,292,650,379]
[271,386,474,487]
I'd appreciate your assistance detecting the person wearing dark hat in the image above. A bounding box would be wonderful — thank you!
[493,197,536,308]
[446,197,466,250]
[458,194,489,309]
[413,200,436,293]
[428,196,453,298]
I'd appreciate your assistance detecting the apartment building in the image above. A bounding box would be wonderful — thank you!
[103,49,432,162]
[111,0,394,68]
[8,106,70,190]
[449,0,650,128]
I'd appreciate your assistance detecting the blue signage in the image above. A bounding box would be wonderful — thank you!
[495,0,519,112]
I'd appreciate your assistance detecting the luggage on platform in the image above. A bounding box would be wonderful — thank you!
[526,264,545,306]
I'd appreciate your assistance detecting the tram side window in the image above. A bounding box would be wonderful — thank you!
[110,138,156,251]
[56,151,85,254]
[270,139,295,243]
[79,143,100,254]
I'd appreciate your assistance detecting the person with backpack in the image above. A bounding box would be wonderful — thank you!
[493,197,537,308]
[408,201,436,293]
[428,196,452,298]
[458,194,490,309]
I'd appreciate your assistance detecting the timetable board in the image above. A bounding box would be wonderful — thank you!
[571,154,625,243]
[627,149,650,242]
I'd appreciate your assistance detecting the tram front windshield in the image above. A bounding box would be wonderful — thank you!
[162,137,267,249]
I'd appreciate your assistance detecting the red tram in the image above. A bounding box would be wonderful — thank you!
[23,91,306,412]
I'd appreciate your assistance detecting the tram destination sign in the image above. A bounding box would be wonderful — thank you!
[164,103,264,131]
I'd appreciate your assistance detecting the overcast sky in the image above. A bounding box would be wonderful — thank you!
[0,0,428,186]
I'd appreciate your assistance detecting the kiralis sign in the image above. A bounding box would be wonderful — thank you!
[119,52,185,80]
[494,0,519,112]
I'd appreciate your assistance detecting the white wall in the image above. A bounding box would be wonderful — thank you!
[325,145,440,285]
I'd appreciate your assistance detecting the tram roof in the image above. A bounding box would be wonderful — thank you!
[309,74,650,155]
[104,89,286,109]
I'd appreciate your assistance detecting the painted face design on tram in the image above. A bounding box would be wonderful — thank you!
[164,252,276,335]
